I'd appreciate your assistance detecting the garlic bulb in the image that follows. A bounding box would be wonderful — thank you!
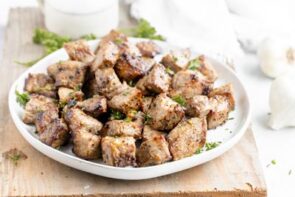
[257,37,295,78]
[269,70,295,129]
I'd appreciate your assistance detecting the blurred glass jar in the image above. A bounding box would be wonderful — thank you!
[38,0,119,38]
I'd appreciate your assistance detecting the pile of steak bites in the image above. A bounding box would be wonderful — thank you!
[22,30,235,167]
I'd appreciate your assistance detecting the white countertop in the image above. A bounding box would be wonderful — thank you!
[1,1,295,196]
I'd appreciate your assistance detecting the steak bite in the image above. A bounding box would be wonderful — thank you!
[140,63,171,94]
[185,95,211,118]
[207,95,231,129]
[161,49,191,72]
[195,55,218,83]
[64,108,103,134]
[108,86,143,114]
[64,40,95,63]
[35,110,59,134]
[114,53,145,81]
[99,29,128,47]
[58,87,84,104]
[208,83,235,110]
[95,67,125,99]
[142,96,153,113]
[167,117,207,160]
[101,136,137,167]
[146,93,184,131]
[39,118,69,148]
[137,134,171,166]
[102,112,144,139]
[24,73,56,98]
[23,94,58,124]
[47,60,87,89]
[136,41,161,58]
[76,95,107,118]
[171,69,212,99]
[72,131,101,160]
[91,41,120,72]
[142,125,166,141]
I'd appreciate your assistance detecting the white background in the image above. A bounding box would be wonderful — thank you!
[1,0,295,196]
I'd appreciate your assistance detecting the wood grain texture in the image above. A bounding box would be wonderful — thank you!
[0,8,267,197]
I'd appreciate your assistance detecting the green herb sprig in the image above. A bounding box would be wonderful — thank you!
[110,109,125,120]
[172,95,186,107]
[122,19,165,41]
[188,58,201,70]
[15,90,30,107]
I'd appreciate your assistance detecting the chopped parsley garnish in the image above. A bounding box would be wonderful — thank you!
[266,159,277,167]
[128,80,136,87]
[165,67,175,75]
[188,58,201,70]
[173,56,178,62]
[15,90,30,107]
[14,56,43,67]
[228,117,234,121]
[144,114,152,124]
[33,28,71,55]
[80,33,97,41]
[172,95,186,107]
[110,109,125,120]
[205,141,221,151]
[122,19,165,41]
[195,148,202,154]
[114,38,124,45]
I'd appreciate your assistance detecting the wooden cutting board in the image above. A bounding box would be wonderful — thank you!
[0,8,267,197]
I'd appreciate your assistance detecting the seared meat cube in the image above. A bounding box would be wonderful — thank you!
[108,86,143,114]
[136,41,161,58]
[144,63,171,93]
[76,95,107,117]
[137,134,171,166]
[72,131,101,160]
[142,125,166,141]
[186,95,211,118]
[64,108,103,134]
[24,73,56,98]
[147,93,184,131]
[91,41,120,72]
[35,110,59,133]
[95,68,125,99]
[64,40,95,63]
[209,83,235,110]
[58,87,84,104]
[83,78,100,98]
[141,57,155,73]
[119,41,141,56]
[161,49,191,72]
[102,111,144,139]
[99,30,128,47]
[207,95,231,129]
[167,117,207,160]
[142,96,153,113]
[101,136,136,167]
[47,60,87,89]
[23,94,58,124]
[172,69,212,98]
[196,55,218,83]
[39,118,69,148]
[114,53,145,81]
[136,76,149,95]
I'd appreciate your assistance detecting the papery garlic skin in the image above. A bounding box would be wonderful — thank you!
[269,70,295,129]
[257,38,295,78]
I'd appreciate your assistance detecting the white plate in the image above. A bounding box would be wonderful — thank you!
[8,38,251,180]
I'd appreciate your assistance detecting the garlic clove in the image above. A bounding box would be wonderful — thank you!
[257,37,295,78]
[269,70,295,129]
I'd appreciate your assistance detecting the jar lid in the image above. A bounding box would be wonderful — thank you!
[46,0,118,14]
